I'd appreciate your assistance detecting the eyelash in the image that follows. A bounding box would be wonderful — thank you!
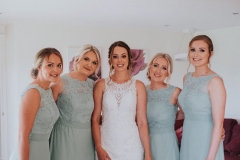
[190,48,205,52]
[57,64,62,68]
[153,64,167,70]
[84,57,89,61]
[48,64,62,68]
[83,57,98,65]
[112,55,127,59]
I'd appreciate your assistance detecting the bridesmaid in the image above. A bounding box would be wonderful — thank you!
[50,44,101,160]
[146,53,182,160]
[9,48,63,160]
[179,35,226,160]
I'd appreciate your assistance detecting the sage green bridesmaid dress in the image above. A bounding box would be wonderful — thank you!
[178,73,224,160]
[9,84,60,160]
[147,85,180,160]
[50,74,95,160]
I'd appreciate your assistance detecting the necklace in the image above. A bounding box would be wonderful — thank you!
[193,69,209,77]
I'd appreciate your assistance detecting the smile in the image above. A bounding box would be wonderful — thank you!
[50,74,58,77]
[193,58,201,61]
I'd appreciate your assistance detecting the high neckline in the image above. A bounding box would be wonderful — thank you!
[66,74,88,82]
[147,84,169,91]
[190,72,216,79]
[109,77,132,85]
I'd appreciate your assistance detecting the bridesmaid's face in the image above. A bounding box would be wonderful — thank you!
[38,53,63,83]
[189,40,212,67]
[110,46,129,72]
[76,51,99,76]
[149,57,168,82]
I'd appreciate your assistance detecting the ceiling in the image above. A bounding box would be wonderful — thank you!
[0,0,240,32]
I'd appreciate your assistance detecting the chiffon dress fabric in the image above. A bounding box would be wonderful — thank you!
[50,74,95,160]
[178,72,224,160]
[9,84,59,160]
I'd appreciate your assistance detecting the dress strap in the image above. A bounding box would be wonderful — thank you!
[205,74,222,85]
[21,84,43,98]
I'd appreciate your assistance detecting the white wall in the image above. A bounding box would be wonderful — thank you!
[196,27,240,122]
[5,22,186,157]
[4,22,240,157]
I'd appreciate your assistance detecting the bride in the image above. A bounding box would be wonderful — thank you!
[91,41,152,160]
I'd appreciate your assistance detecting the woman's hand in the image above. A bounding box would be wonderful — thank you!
[144,155,152,160]
[96,145,111,160]
[221,128,225,141]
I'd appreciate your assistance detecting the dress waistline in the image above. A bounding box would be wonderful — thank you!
[56,118,91,129]
[29,133,50,141]
[184,113,213,121]
[149,126,174,134]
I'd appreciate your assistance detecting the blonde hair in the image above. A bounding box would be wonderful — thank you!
[147,53,173,84]
[31,48,63,79]
[73,44,101,78]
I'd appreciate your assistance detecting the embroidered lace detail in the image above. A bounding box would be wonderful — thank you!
[105,77,135,108]
[147,85,174,102]
[21,85,59,134]
[101,77,144,160]
[178,72,220,115]
[57,74,94,123]
[146,85,178,129]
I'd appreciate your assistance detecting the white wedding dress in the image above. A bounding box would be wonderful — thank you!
[101,77,144,160]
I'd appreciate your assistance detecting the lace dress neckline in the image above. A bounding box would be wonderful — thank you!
[108,77,132,85]
[65,74,88,83]
[190,72,216,79]
[30,84,51,91]
[147,84,169,91]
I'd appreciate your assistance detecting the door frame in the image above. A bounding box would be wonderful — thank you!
[0,34,8,160]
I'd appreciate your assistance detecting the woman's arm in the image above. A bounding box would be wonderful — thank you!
[136,80,152,160]
[18,89,40,160]
[50,78,63,101]
[170,87,185,120]
[206,76,226,160]
[91,79,111,160]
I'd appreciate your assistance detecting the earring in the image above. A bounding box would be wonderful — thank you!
[110,63,114,69]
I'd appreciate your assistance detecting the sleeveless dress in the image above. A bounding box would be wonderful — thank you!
[178,73,224,160]
[146,85,179,160]
[100,77,144,160]
[50,74,95,160]
[9,84,60,160]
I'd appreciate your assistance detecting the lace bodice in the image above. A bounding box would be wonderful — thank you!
[178,72,220,115]
[57,74,94,123]
[101,77,144,160]
[146,85,178,129]
[21,84,59,135]
[102,77,137,124]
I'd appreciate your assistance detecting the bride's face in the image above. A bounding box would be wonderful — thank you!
[110,46,129,72]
